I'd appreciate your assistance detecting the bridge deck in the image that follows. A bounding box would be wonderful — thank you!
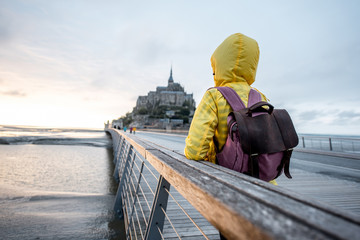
[277,168,360,216]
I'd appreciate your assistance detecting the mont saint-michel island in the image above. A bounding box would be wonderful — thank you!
[110,68,196,130]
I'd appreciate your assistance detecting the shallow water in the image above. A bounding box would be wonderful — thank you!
[0,125,125,240]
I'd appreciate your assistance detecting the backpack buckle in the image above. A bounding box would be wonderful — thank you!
[230,123,238,141]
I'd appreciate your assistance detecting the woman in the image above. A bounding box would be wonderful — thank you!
[185,32,268,164]
[184,33,270,240]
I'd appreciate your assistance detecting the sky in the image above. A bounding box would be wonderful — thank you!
[0,0,359,135]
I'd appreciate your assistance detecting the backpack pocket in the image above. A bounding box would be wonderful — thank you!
[258,152,284,182]
[217,121,247,172]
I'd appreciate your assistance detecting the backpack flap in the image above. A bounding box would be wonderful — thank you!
[273,110,299,149]
[232,108,298,155]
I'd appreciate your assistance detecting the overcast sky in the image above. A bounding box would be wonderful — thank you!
[0,0,359,135]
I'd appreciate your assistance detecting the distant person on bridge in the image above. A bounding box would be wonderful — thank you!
[184,32,270,240]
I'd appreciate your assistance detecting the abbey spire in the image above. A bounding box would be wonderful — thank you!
[168,66,174,85]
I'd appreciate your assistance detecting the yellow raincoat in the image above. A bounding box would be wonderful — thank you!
[185,33,266,164]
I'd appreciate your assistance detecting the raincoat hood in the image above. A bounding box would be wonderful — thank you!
[211,33,259,87]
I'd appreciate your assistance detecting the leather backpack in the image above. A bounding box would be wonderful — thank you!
[215,87,298,181]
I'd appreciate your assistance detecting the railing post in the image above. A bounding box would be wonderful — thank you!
[114,145,134,219]
[329,138,333,151]
[302,136,305,148]
[144,175,171,240]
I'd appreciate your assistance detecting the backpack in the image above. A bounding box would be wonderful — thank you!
[215,87,298,181]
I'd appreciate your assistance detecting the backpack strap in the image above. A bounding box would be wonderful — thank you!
[214,87,246,111]
[248,89,262,106]
[214,87,262,110]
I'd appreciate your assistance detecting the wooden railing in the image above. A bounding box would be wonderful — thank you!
[106,128,360,240]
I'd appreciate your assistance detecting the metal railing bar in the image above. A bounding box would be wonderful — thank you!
[129,170,140,196]
[126,201,143,240]
[127,229,134,240]
[119,141,128,160]
[157,225,165,240]
[126,177,138,216]
[160,206,182,240]
[124,189,139,240]
[136,190,151,230]
[134,189,149,226]
[132,162,150,225]
[137,181,152,212]
[143,161,159,182]
[130,190,148,239]
[131,165,142,188]
[123,187,137,239]
[131,215,139,240]
[164,187,210,240]
[126,214,136,240]
[118,144,129,174]
[123,185,133,225]
[123,173,136,214]
[129,148,137,174]
[122,153,138,196]
[132,155,142,172]
[124,151,141,203]
[126,222,133,240]
[123,211,129,237]
[122,196,130,237]
[114,137,123,161]
[140,171,156,197]
[299,135,360,141]
[126,161,145,239]
[134,201,145,240]
[114,142,125,174]
[127,175,151,234]
[298,135,360,153]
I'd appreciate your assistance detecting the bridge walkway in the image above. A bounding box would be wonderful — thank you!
[136,130,360,217]
[107,129,360,240]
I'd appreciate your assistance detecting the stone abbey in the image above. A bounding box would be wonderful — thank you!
[135,67,195,112]
[113,68,196,129]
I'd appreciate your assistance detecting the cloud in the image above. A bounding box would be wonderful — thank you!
[332,110,360,125]
[0,7,12,43]
[297,110,323,121]
[1,90,26,97]
[291,105,360,134]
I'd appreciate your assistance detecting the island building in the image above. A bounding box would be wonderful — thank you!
[136,68,195,111]
[113,67,196,130]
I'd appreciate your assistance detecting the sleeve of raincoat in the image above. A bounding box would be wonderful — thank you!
[184,90,218,161]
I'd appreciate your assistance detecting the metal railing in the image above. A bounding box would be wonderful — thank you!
[106,128,360,240]
[108,129,219,240]
[298,135,360,153]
